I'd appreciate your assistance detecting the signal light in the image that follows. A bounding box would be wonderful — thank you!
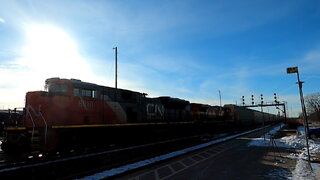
[260,94,263,104]
[242,96,245,106]
[251,95,254,105]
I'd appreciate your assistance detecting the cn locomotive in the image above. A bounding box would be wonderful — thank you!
[1,78,279,154]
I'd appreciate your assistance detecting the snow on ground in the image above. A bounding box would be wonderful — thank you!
[248,124,320,180]
[248,124,285,147]
[262,168,291,180]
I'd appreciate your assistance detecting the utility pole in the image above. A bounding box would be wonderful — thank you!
[219,90,222,107]
[113,47,118,89]
[219,90,222,116]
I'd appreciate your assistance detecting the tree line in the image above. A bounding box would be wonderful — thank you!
[305,93,320,122]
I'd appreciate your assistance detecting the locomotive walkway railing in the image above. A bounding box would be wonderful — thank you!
[26,105,48,144]
[26,106,36,142]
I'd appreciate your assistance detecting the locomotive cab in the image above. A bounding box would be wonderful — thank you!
[45,78,72,97]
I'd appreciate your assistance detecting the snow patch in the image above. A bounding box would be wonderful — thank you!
[262,168,291,180]
[248,125,320,180]
[247,124,284,147]
[291,152,317,180]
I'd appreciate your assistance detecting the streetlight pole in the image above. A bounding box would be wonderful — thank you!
[287,66,312,167]
[296,70,310,132]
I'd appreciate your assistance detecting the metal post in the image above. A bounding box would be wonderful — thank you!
[283,104,287,123]
[287,66,312,169]
[219,90,222,107]
[113,47,118,89]
[296,70,312,166]
[219,90,222,116]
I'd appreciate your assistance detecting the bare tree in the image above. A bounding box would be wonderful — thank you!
[305,93,320,115]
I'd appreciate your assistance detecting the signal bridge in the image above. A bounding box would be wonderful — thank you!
[242,101,287,123]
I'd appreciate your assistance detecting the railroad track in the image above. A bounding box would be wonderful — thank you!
[79,124,278,180]
[0,125,276,179]
[0,132,227,179]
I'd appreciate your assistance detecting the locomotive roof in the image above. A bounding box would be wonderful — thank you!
[157,96,190,109]
[45,77,144,95]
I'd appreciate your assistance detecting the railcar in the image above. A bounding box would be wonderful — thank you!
[0,109,22,136]
[190,103,230,122]
[224,104,280,125]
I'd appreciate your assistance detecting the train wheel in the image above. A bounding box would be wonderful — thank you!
[1,141,10,152]
[2,133,28,153]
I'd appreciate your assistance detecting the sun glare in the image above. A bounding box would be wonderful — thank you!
[19,24,90,78]
[0,24,97,108]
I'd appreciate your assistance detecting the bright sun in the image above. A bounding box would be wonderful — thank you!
[19,24,90,78]
[0,24,96,108]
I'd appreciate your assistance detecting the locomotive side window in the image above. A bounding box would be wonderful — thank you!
[81,89,97,98]
[92,90,97,98]
[74,88,80,96]
[147,104,155,114]
[82,89,91,97]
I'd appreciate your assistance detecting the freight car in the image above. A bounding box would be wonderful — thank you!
[0,109,23,137]
[1,78,279,154]
[225,105,280,125]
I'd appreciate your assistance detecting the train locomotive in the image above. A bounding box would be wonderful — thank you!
[1,78,280,154]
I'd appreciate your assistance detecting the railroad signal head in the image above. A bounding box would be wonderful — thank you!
[260,94,263,105]
[251,95,254,105]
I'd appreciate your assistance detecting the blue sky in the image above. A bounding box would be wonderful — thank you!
[0,0,320,116]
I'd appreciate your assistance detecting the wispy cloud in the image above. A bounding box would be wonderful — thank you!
[303,50,320,62]
[300,49,320,74]
[0,18,5,23]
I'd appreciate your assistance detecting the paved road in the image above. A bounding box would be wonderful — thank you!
[115,127,296,180]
